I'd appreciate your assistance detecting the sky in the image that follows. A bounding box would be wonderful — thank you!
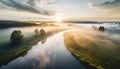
[0,0,120,21]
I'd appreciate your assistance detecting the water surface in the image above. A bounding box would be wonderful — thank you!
[0,31,86,69]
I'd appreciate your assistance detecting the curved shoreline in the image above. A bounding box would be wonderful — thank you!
[70,52,103,69]
[0,27,69,67]
[63,31,106,69]
[64,44,103,69]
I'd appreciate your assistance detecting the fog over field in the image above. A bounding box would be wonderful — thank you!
[0,0,120,69]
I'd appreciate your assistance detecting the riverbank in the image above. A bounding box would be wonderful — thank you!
[0,23,73,66]
[64,29,120,69]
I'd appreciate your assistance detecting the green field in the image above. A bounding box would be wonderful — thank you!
[64,29,120,69]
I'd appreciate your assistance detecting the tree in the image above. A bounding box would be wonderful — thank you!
[99,26,105,32]
[40,29,46,36]
[10,30,23,44]
[34,28,39,36]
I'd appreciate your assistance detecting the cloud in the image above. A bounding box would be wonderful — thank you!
[0,0,57,15]
[87,0,120,20]
[90,0,120,12]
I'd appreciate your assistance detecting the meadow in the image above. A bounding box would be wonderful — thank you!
[64,24,120,69]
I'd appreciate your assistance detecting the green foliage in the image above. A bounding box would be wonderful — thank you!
[40,29,46,36]
[10,30,23,44]
[99,26,105,32]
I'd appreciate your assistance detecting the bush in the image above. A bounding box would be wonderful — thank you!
[10,30,23,44]
[40,29,46,36]
[99,26,105,32]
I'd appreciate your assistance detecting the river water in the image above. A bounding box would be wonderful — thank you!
[0,23,120,69]
[0,31,86,69]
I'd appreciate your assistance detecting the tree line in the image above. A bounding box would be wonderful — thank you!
[10,28,46,45]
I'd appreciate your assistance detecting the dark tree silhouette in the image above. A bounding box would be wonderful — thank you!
[10,30,23,44]
[40,29,46,36]
[99,26,105,32]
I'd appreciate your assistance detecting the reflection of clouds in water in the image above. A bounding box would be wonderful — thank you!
[41,38,47,44]
[0,35,52,69]
[0,31,83,69]
[27,47,50,69]
[0,43,50,69]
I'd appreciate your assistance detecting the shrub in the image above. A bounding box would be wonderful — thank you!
[99,26,105,32]
[40,29,46,36]
[10,30,23,44]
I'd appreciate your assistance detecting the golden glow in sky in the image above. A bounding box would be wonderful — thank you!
[54,13,63,22]
[0,0,120,21]
[55,17,62,22]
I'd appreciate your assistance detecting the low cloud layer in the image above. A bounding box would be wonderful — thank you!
[0,0,57,15]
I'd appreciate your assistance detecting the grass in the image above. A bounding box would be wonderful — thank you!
[64,29,120,69]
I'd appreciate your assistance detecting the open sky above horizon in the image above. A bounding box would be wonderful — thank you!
[0,0,120,21]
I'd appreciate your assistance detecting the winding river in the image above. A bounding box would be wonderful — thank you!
[0,31,86,69]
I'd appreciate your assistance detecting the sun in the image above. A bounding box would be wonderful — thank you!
[55,17,62,22]
[54,13,63,22]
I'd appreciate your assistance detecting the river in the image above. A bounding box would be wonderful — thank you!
[0,23,120,69]
[0,31,86,69]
